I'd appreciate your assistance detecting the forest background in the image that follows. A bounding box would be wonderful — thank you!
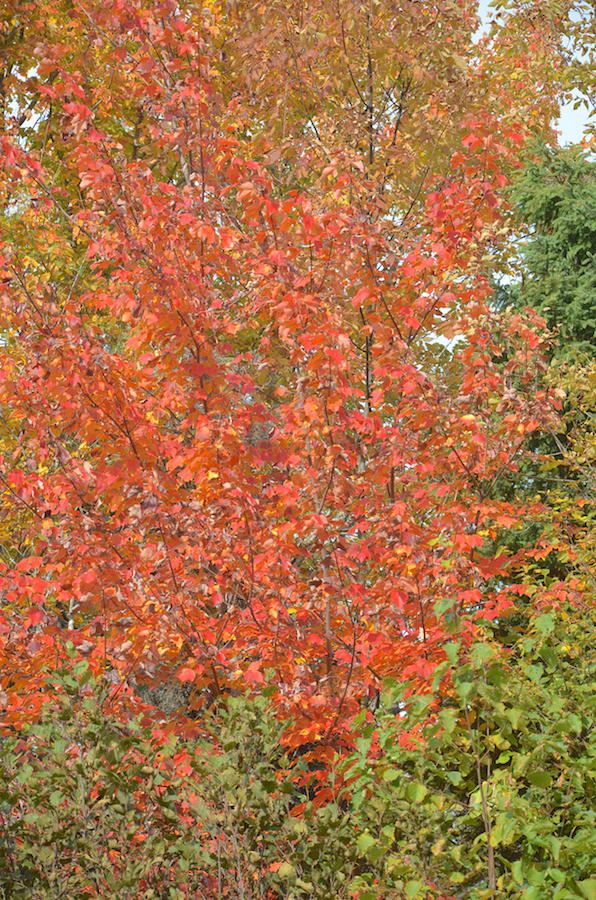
[1,0,596,898]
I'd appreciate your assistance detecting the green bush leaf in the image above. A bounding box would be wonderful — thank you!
[528,770,552,788]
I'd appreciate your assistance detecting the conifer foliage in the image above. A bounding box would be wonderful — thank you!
[496,143,596,356]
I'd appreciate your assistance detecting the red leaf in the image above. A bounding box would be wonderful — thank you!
[177,668,196,683]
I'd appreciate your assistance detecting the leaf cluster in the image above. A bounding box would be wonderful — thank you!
[345,605,596,900]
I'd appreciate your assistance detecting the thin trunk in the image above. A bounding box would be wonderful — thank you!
[366,12,374,166]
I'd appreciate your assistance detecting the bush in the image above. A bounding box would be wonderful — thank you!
[0,666,375,899]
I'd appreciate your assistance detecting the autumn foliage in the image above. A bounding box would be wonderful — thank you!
[0,0,567,735]
[0,0,589,893]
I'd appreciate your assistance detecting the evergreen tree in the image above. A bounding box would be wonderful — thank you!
[497,143,596,358]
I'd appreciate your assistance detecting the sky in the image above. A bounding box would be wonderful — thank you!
[476,0,592,145]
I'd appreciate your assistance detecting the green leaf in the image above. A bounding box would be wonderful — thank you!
[455,678,474,702]
[525,663,544,684]
[528,770,552,788]
[487,663,507,686]
[435,597,456,616]
[405,879,423,898]
[506,706,525,729]
[357,831,377,853]
[542,646,558,668]
[446,771,463,786]
[408,782,427,803]
[490,812,517,846]
[74,660,90,678]
[17,763,33,784]
[439,709,458,734]
[49,790,64,807]
[535,613,554,635]
[277,861,296,879]
[368,844,387,863]
[566,713,582,733]
[381,824,395,842]
[445,642,459,664]
[579,880,596,900]
[471,642,495,663]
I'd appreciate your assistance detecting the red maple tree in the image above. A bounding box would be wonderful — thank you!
[0,0,566,754]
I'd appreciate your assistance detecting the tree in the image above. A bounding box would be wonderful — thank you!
[494,142,596,356]
[489,143,596,573]
[0,0,569,760]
